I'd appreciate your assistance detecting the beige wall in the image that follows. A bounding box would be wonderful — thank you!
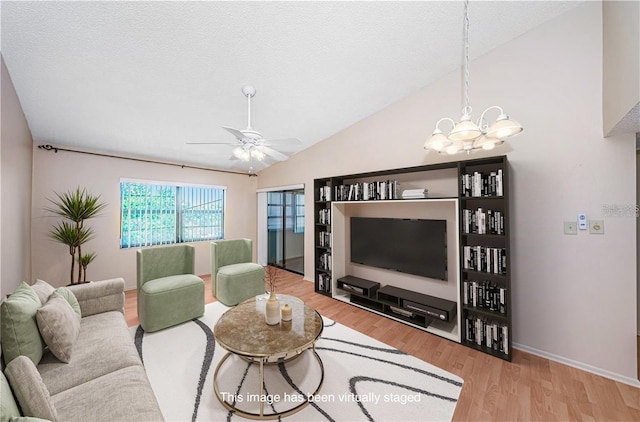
[603,0,640,136]
[31,149,258,291]
[258,3,638,384]
[1,56,33,299]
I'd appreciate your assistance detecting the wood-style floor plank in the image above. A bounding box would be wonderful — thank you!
[124,269,640,421]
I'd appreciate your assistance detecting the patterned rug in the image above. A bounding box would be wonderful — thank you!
[132,302,463,421]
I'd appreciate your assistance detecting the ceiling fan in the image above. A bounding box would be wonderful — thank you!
[187,85,300,169]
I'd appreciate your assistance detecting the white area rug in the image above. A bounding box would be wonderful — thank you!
[131,302,463,421]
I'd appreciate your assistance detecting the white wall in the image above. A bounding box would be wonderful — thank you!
[1,57,33,299]
[257,3,638,384]
[31,149,258,291]
[603,0,640,136]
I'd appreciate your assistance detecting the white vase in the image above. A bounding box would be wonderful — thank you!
[265,291,280,325]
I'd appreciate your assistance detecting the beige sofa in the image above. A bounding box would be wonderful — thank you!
[1,278,164,422]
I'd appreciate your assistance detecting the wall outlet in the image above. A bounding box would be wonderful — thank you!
[564,221,577,235]
[589,220,604,234]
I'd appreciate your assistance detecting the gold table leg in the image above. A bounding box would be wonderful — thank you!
[213,346,324,420]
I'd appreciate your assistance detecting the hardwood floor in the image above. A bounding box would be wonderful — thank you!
[125,270,640,421]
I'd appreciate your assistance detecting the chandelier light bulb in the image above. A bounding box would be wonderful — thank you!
[424,129,450,151]
[446,144,460,155]
[486,115,524,139]
[448,117,482,142]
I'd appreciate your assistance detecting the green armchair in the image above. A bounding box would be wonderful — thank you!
[137,244,205,332]
[211,239,265,306]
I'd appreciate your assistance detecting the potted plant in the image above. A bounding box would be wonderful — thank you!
[46,187,107,285]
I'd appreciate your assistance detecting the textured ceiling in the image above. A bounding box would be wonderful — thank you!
[1,1,583,173]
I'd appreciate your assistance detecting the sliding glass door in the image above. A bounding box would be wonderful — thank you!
[267,189,304,274]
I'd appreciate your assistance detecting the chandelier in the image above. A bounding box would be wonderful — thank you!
[424,0,523,155]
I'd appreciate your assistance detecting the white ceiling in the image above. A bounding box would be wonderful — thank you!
[1,1,583,173]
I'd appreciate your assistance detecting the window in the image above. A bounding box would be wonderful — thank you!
[266,192,284,231]
[120,180,225,248]
[294,193,305,233]
[266,191,304,233]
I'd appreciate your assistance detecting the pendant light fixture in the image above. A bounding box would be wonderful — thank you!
[424,0,523,155]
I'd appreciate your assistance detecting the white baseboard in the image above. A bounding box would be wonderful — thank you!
[513,342,640,388]
[302,276,313,283]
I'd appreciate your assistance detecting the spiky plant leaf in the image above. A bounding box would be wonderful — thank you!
[45,187,107,223]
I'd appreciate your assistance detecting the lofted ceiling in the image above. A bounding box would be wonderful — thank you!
[1,1,583,173]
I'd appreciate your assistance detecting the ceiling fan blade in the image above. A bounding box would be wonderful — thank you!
[222,126,246,140]
[186,141,235,145]
[262,137,302,146]
[260,146,289,161]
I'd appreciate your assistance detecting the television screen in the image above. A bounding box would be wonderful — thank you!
[350,217,447,280]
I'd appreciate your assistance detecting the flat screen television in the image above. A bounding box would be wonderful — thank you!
[350,217,447,280]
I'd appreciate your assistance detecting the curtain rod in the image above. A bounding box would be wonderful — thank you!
[37,144,257,177]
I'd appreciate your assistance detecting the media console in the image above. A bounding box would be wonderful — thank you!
[338,276,457,329]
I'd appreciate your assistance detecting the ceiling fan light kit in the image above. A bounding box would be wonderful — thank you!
[424,0,523,155]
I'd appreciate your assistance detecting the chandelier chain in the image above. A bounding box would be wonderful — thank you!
[463,0,471,116]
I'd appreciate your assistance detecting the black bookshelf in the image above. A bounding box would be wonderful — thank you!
[313,155,512,361]
[458,156,511,360]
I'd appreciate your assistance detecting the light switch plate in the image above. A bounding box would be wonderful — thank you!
[589,220,604,234]
[564,221,577,235]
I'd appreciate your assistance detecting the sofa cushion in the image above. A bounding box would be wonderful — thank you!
[53,287,81,319]
[140,274,204,295]
[37,311,143,395]
[30,280,55,306]
[36,293,81,363]
[1,369,21,422]
[5,356,58,421]
[0,282,45,366]
[217,262,264,277]
[51,365,163,422]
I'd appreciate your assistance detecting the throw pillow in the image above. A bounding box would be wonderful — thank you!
[36,293,80,363]
[0,282,45,366]
[4,356,58,422]
[53,287,81,320]
[29,280,55,306]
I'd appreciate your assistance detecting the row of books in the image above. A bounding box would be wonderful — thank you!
[318,185,332,201]
[463,246,507,275]
[461,169,503,197]
[462,208,505,235]
[463,280,507,313]
[318,273,331,293]
[464,315,509,355]
[319,252,332,271]
[318,208,331,224]
[334,180,400,201]
[318,231,331,248]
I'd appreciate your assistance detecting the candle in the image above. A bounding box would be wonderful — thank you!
[281,304,292,321]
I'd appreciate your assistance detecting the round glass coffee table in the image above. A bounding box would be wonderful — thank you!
[213,294,324,420]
